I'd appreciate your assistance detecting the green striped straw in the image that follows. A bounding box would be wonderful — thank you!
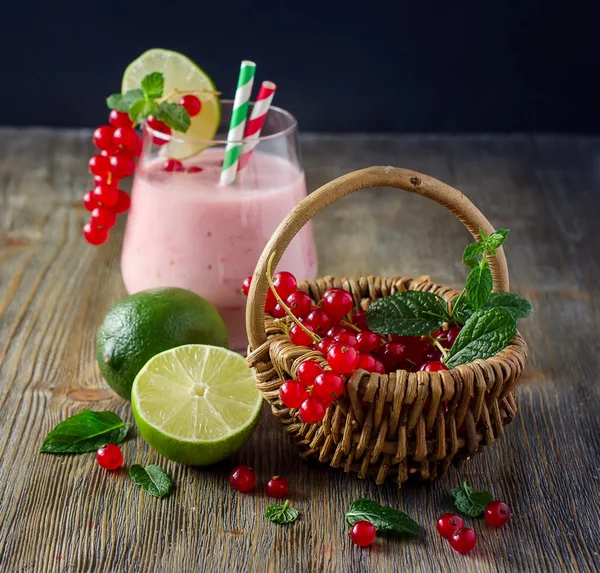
[219,60,256,185]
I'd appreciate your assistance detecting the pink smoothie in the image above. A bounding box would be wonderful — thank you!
[121,149,318,350]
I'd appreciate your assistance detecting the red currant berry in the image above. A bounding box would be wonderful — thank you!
[316,337,335,355]
[305,309,337,336]
[83,191,98,212]
[435,326,462,349]
[147,116,172,146]
[436,513,464,539]
[299,397,327,423]
[424,347,443,363]
[109,154,136,178]
[356,330,381,353]
[327,343,359,375]
[349,521,376,547]
[164,158,185,172]
[266,272,298,310]
[113,127,140,157]
[380,342,407,372]
[286,291,312,318]
[280,381,309,408]
[92,185,119,207]
[88,154,111,176]
[449,528,477,554]
[373,359,386,374]
[312,371,345,402]
[391,335,427,364]
[83,222,108,245]
[271,303,286,318]
[179,94,202,116]
[113,190,131,214]
[187,166,204,173]
[95,443,123,470]
[289,324,315,347]
[484,500,511,527]
[94,173,120,187]
[327,325,347,338]
[419,361,449,372]
[333,331,358,347]
[91,207,117,230]
[93,125,115,152]
[109,110,133,128]
[229,465,256,493]
[357,353,378,373]
[322,288,354,319]
[297,360,324,386]
[242,276,252,296]
[352,310,368,330]
[266,475,289,498]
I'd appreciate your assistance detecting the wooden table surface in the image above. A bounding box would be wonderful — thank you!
[1,129,599,572]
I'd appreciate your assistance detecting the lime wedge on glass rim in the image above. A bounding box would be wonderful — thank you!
[131,344,262,466]
[122,48,221,159]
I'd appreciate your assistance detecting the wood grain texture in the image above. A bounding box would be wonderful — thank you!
[1,129,599,572]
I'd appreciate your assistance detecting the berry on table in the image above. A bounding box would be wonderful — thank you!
[280,381,309,408]
[95,443,123,470]
[436,513,464,539]
[449,528,477,554]
[113,127,140,157]
[113,190,131,214]
[305,308,337,336]
[242,276,252,296]
[289,324,315,347]
[91,207,117,230]
[163,158,185,172]
[484,500,511,527]
[356,330,381,354]
[229,465,256,493]
[179,94,202,116]
[419,361,449,372]
[92,184,119,207]
[92,125,115,152]
[312,371,345,402]
[297,360,324,386]
[110,154,136,178]
[349,521,376,547]
[109,110,133,128]
[266,476,289,498]
[83,222,109,245]
[88,154,111,176]
[299,397,327,423]
[327,343,359,374]
[286,291,312,318]
[322,288,354,319]
[352,310,368,330]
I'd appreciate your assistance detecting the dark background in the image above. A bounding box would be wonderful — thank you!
[1,1,598,133]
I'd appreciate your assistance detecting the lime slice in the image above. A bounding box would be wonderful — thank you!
[132,344,262,466]
[122,48,220,159]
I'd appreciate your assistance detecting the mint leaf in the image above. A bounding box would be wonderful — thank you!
[451,480,494,517]
[141,72,164,99]
[485,229,509,252]
[130,464,172,498]
[345,498,419,535]
[265,500,299,524]
[154,102,191,133]
[451,295,474,324]
[445,308,517,368]
[106,88,144,112]
[366,291,448,336]
[128,98,158,124]
[465,262,493,309]
[462,242,486,268]
[486,292,532,319]
[40,410,128,454]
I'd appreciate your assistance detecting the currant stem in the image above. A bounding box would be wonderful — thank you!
[341,319,361,332]
[427,334,448,360]
[266,251,320,343]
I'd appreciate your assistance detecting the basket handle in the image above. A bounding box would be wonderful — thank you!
[246,166,510,349]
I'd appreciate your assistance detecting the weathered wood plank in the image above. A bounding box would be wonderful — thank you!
[0,129,599,572]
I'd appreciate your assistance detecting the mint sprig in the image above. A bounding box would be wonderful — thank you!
[106,72,191,132]
[345,498,420,535]
[130,464,173,499]
[451,479,494,517]
[265,500,299,524]
[366,228,531,367]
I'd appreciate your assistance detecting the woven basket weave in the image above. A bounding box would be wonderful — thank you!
[246,167,528,485]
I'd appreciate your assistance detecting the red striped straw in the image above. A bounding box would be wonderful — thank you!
[237,81,276,174]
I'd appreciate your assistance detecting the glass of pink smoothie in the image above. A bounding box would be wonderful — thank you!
[121,101,318,350]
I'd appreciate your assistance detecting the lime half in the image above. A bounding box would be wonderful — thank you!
[122,48,220,159]
[132,344,262,466]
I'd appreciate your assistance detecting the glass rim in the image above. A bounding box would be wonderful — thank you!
[144,99,298,145]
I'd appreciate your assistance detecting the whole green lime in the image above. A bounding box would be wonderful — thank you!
[96,288,228,400]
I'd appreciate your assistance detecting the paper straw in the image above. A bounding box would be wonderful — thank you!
[237,81,277,174]
[219,60,256,185]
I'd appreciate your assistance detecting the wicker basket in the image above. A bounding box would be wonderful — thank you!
[246,167,528,486]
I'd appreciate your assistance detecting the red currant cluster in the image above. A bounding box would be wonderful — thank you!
[229,464,289,498]
[243,272,463,424]
[436,501,511,554]
[82,95,203,246]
